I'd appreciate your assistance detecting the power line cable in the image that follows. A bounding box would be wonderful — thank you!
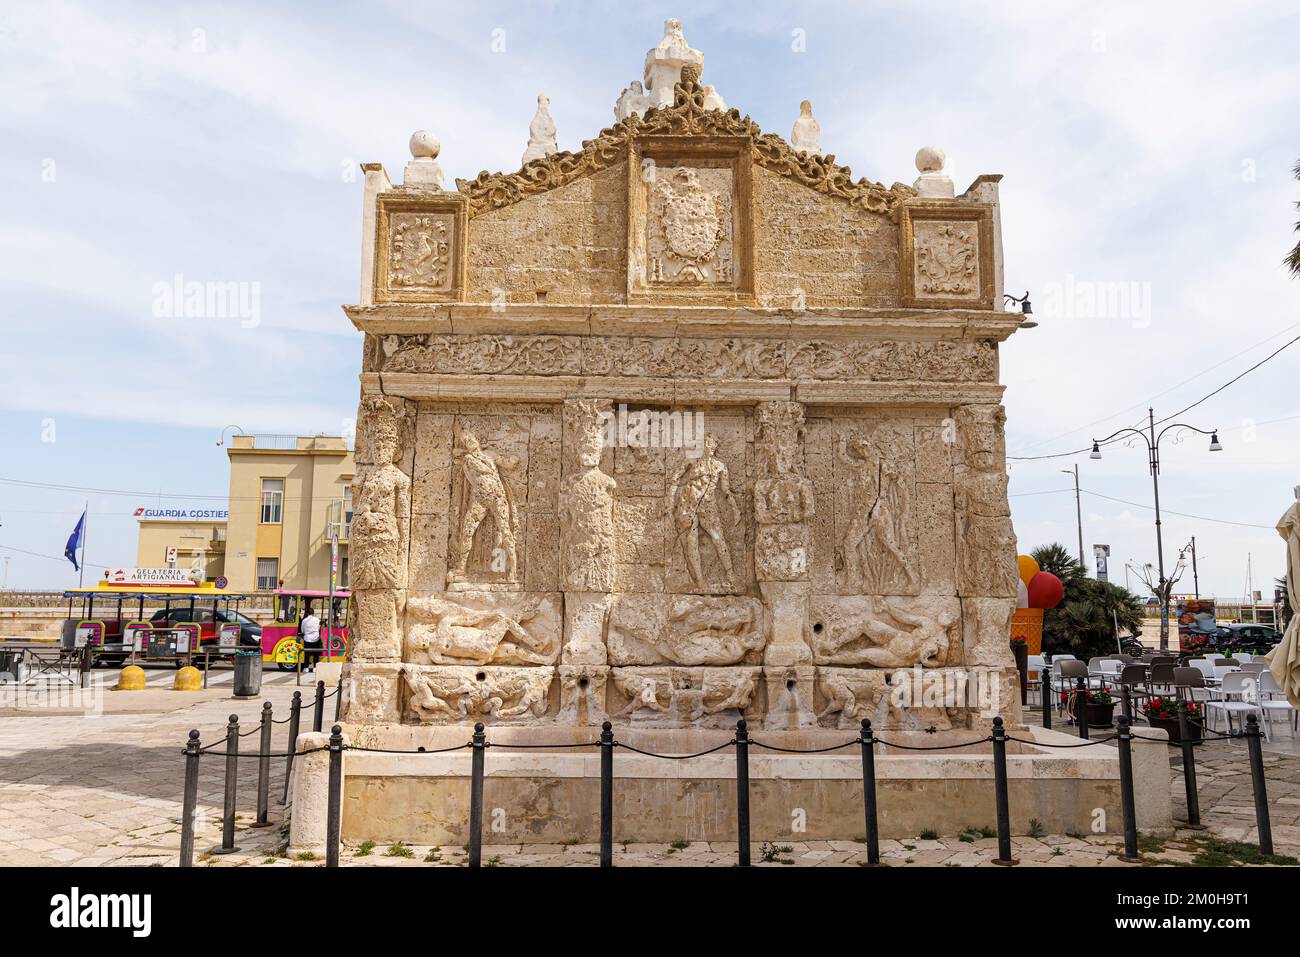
[1008,331,1300,461]
[1012,319,1300,454]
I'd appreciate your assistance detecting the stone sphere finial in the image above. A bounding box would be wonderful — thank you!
[915,145,945,173]
[409,130,441,160]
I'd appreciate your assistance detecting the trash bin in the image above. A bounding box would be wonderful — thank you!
[233,650,263,697]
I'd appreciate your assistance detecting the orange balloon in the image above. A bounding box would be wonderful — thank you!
[1017,555,1040,588]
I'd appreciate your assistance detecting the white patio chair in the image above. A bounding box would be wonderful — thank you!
[1259,671,1298,736]
[1212,665,1240,682]
[1236,652,1253,663]
[1027,655,1045,706]
[1204,671,1265,737]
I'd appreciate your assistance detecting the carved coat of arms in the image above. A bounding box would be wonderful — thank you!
[649,167,731,284]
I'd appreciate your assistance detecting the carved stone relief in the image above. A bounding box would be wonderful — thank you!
[816,667,965,731]
[447,421,525,585]
[607,594,765,666]
[342,664,403,724]
[556,665,610,726]
[668,434,740,590]
[379,334,998,383]
[351,396,413,660]
[913,220,978,299]
[953,405,1018,599]
[809,596,961,667]
[609,666,761,727]
[389,212,454,292]
[647,166,734,286]
[403,665,554,723]
[834,423,920,595]
[405,592,561,666]
[560,399,617,592]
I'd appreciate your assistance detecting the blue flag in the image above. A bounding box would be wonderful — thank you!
[64,509,86,571]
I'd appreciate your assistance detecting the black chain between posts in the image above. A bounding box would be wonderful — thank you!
[176,705,1283,869]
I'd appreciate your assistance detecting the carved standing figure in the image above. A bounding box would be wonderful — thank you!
[560,400,617,592]
[837,436,917,593]
[669,434,740,588]
[954,406,1018,598]
[350,397,411,660]
[448,424,519,583]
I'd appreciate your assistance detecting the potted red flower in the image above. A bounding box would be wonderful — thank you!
[1140,696,1203,744]
[1083,688,1116,728]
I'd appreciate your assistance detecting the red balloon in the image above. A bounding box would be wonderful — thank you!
[1027,571,1064,609]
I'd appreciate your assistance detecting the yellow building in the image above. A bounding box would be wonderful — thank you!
[134,517,227,580]
[135,434,352,593]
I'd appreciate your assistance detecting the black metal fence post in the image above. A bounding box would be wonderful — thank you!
[213,714,240,855]
[1041,667,1052,730]
[253,701,273,828]
[1075,677,1090,740]
[599,720,614,868]
[179,730,201,867]
[335,676,344,723]
[859,719,880,865]
[1115,715,1140,862]
[313,680,325,733]
[735,719,750,867]
[1176,706,1203,828]
[468,722,486,868]
[991,717,1017,866]
[326,724,343,868]
[283,691,302,804]
[1120,684,1133,723]
[1245,714,1274,856]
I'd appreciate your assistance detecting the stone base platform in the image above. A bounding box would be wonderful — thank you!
[288,725,1173,854]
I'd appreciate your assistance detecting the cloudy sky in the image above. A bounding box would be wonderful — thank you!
[1,0,1297,600]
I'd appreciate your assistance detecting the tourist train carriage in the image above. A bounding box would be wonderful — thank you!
[261,588,350,671]
[61,580,251,667]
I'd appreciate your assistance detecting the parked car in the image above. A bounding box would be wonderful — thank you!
[149,606,262,647]
[1210,623,1281,656]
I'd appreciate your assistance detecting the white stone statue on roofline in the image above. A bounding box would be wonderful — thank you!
[614,17,710,121]
[521,93,558,166]
[791,100,821,155]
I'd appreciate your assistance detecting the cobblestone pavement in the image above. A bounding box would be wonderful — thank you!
[1,681,1298,867]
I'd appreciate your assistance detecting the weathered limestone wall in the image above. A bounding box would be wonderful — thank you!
[466,165,628,304]
[752,166,901,308]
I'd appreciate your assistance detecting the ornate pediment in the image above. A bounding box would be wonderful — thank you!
[455,66,916,220]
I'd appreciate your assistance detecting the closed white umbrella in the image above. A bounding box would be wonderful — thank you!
[1266,487,1300,707]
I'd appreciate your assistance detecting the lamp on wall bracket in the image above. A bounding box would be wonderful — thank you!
[1004,290,1035,328]
[217,425,245,447]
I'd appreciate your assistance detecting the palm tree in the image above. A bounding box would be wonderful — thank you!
[1289,160,1300,277]
[1030,543,1085,585]
[1031,541,1142,658]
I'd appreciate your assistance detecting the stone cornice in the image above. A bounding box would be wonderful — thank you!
[343,303,1027,342]
[363,372,1004,408]
[454,68,917,220]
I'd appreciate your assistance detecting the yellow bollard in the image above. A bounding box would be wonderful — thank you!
[174,666,202,691]
[117,665,146,691]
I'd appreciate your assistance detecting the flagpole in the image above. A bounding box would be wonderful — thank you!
[79,500,87,588]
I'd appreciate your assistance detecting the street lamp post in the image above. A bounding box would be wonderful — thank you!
[1091,407,1221,652]
[1061,464,1085,573]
